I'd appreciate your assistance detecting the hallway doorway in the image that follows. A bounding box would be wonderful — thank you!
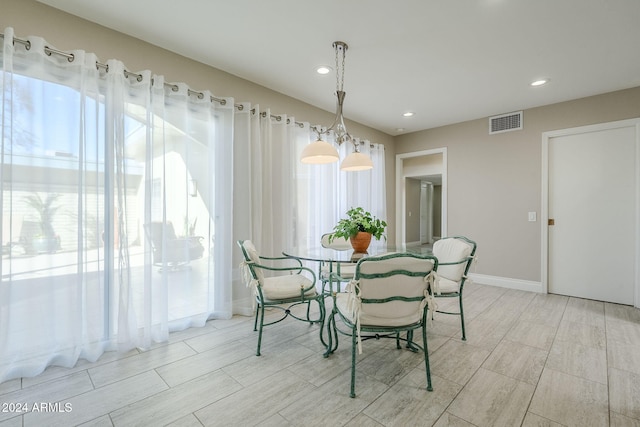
[404,177,442,246]
[395,148,447,247]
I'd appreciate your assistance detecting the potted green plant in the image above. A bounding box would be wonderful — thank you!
[330,207,387,252]
[23,193,61,253]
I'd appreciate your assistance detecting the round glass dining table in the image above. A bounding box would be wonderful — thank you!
[282,243,432,264]
[283,242,433,290]
[283,243,433,357]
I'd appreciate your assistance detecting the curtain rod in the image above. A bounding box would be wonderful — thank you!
[1,32,311,128]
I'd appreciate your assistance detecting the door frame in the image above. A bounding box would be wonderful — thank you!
[541,118,640,307]
[419,181,433,244]
[395,148,447,247]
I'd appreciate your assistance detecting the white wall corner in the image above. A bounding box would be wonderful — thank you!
[469,273,544,294]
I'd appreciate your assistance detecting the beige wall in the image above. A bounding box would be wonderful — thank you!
[405,178,421,242]
[396,86,640,282]
[1,0,397,235]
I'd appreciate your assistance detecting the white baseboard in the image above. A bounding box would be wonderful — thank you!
[469,273,544,294]
[406,241,421,247]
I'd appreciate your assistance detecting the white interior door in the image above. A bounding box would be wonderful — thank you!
[547,122,638,304]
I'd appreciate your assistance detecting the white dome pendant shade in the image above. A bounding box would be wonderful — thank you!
[340,151,374,171]
[301,41,374,172]
[300,138,339,164]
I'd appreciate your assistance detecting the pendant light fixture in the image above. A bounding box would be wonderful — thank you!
[300,41,373,171]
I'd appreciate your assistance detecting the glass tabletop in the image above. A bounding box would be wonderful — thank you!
[283,243,432,263]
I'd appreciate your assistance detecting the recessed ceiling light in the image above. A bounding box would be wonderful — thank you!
[530,78,549,87]
[316,65,332,75]
[403,112,415,117]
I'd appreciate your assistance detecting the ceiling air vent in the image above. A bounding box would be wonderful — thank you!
[489,111,523,134]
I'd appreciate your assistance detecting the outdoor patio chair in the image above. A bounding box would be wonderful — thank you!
[144,222,204,272]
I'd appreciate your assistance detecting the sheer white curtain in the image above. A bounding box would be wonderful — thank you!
[304,135,387,248]
[207,103,386,316]
[232,105,311,313]
[0,28,233,383]
[234,107,309,254]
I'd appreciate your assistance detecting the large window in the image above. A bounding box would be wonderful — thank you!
[1,31,233,383]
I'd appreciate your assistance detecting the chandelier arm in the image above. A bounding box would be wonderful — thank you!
[314,42,352,144]
[311,125,324,140]
[323,90,353,145]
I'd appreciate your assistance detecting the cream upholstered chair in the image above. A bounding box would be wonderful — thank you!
[319,233,356,295]
[431,236,476,341]
[326,252,438,398]
[320,232,351,250]
[238,240,324,356]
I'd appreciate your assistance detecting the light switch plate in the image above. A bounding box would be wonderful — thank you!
[528,212,536,222]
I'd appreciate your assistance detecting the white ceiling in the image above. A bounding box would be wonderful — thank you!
[38,0,640,136]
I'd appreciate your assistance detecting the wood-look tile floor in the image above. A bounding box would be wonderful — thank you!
[1,282,639,427]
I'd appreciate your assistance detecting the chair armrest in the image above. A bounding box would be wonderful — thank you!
[259,255,304,271]
[251,263,317,290]
[436,256,473,266]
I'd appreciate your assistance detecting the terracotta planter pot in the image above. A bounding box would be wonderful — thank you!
[350,232,372,253]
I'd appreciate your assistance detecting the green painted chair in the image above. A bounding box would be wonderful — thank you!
[326,252,438,398]
[431,236,477,341]
[238,240,325,356]
[319,233,356,295]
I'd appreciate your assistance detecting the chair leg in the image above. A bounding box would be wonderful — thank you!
[319,316,328,348]
[324,309,338,358]
[459,295,466,341]
[318,297,329,347]
[350,328,357,398]
[405,330,419,352]
[422,325,433,392]
[253,303,259,332]
[316,298,326,340]
[256,304,265,356]
[305,300,312,321]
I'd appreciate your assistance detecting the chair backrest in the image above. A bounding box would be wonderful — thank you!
[321,233,352,250]
[237,239,264,284]
[432,236,476,282]
[354,253,438,322]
